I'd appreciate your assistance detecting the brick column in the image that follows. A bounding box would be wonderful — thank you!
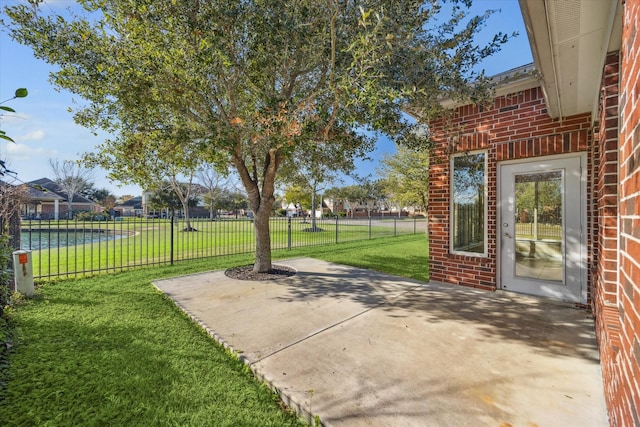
[604,0,640,423]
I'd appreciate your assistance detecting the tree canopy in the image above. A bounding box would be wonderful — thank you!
[5,0,510,271]
[88,187,117,211]
[49,159,94,219]
[147,181,199,217]
[196,167,232,220]
[325,184,368,217]
[379,146,430,213]
[0,88,28,177]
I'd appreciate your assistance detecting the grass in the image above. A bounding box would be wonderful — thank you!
[280,234,430,282]
[1,234,428,426]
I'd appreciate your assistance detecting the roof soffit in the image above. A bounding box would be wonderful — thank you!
[518,0,622,119]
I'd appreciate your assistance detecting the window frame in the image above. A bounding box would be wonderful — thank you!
[449,149,488,257]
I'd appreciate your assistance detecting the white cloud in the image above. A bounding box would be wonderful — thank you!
[5,0,76,7]
[0,112,31,123]
[16,129,46,142]
[1,141,57,161]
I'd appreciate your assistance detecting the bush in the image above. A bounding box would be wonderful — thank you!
[0,235,14,390]
[73,211,93,221]
[74,211,108,221]
[0,236,11,317]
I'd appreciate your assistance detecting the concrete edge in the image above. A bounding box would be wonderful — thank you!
[150,280,320,426]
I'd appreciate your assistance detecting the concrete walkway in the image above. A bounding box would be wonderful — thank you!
[152,258,608,427]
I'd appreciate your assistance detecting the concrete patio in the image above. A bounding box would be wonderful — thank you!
[153,257,608,426]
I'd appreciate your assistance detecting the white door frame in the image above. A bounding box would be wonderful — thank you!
[497,152,587,304]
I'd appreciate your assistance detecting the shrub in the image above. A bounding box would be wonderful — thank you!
[74,211,107,221]
[0,235,14,390]
[0,236,11,318]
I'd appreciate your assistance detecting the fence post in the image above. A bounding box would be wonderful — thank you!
[335,215,339,244]
[287,217,292,250]
[170,216,174,266]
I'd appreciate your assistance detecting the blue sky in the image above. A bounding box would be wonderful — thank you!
[0,0,532,197]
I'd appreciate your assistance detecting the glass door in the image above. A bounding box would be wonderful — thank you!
[499,155,586,303]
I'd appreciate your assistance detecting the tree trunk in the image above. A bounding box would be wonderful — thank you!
[183,203,192,231]
[311,190,317,231]
[231,144,281,274]
[253,206,272,273]
[8,208,20,251]
[4,198,21,251]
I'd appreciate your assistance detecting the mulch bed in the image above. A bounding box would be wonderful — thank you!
[224,264,297,281]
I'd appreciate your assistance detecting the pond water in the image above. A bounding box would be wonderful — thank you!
[20,230,124,251]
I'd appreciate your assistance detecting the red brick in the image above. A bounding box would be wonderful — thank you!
[425,31,640,423]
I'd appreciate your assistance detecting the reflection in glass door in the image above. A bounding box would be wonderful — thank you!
[514,171,563,282]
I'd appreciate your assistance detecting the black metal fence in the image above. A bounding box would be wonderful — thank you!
[514,222,562,240]
[18,215,427,279]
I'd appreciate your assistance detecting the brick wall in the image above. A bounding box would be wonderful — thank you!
[427,2,640,423]
[37,202,95,220]
[594,53,622,306]
[607,0,640,423]
[592,51,627,425]
[40,203,71,219]
[427,86,592,290]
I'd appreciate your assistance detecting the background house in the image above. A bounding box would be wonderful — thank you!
[23,178,95,220]
[20,182,64,220]
[113,196,143,218]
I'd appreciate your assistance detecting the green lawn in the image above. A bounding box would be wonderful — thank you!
[23,217,426,279]
[1,234,429,426]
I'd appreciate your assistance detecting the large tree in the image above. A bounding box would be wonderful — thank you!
[360,180,386,217]
[86,123,205,229]
[379,146,430,214]
[283,185,312,212]
[88,187,117,212]
[147,180,199,221]
[5,0,509,272]
[280,137,364,230]
[325,184,367,218]
[169,171,198,230]
[217,190,249,216]
[49,159,94,219]
[196,167,232,221]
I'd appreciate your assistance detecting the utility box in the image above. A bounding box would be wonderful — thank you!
[12,250,34,298]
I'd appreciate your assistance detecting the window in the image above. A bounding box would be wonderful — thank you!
[451,151,486,255]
